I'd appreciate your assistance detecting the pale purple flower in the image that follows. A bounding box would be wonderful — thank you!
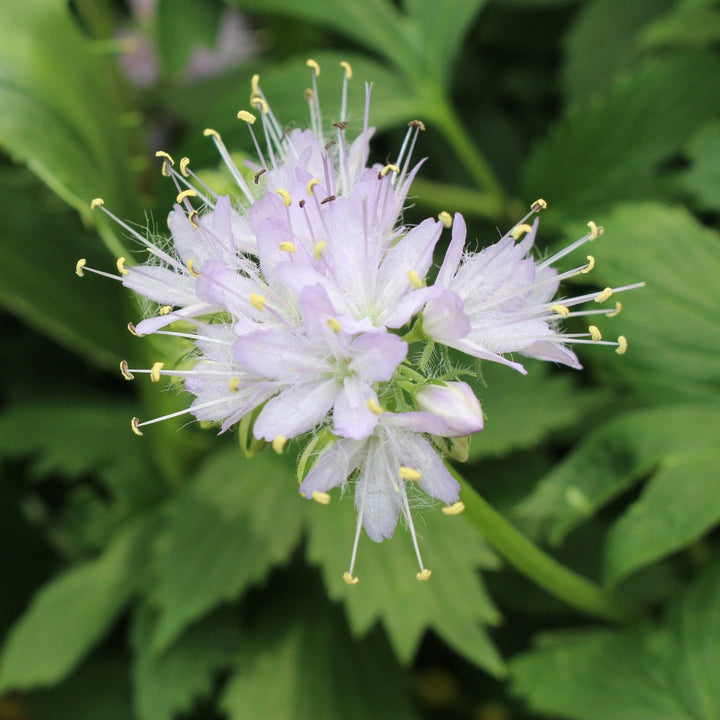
[415,381,484,437]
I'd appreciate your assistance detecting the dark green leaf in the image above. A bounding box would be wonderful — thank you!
[677,121,720,212]
[641,2,720,47]
[150,447,305,651]
[306,490,504,674]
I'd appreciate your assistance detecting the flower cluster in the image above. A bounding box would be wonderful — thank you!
[77,61,640,583]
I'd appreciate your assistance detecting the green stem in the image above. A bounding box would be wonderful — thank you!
[453,470,633,623]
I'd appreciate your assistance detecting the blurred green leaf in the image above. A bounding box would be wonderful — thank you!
[562,0,674,105]
[132,606,237,720]
[516,404,720,547]
[510,560,720,720]
[306,490,504,675]
[221,577,420,720]
[641,0,720,47]
[522,52,720,220]
[150,447,305,651]
[0,516,155,692]
[677,121,720,212]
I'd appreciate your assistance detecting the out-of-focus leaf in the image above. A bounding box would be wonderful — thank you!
[132,606,237,720]
[306,490,504,675]
[0,517,156,692]
[221,578,420,720]
[562,0,674,104]
[587,203,720,402]
[0,167,132,370]
[0,0,138,235]
[510,560,720,720]
[605,448,720,583]
[516,405,720,546]
[522,52,720,221]
[150,447,305,652]
[641,0,720,47]
[677,121,720,212]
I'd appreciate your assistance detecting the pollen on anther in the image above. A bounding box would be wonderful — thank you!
[75,259,87,277]
[550,304,570,318]
[90,198,104,209]
[130,417,143,436]
[155,150,174,166]
[250,292,267,311]
[616,336,628,355]
[159,305,173,316]
[399,466,422,482]
[340,60,353,78]
[442,502,466,516]
[272,435,287,454]
[531,198,548,212]
[306,58,320,76]
[581,255,595,274]
[237,109,256,124]
[120,360,134,380]
[187,259,201,277]
[587,221,604,240]
[128,322,145,337]
[417,569,432,581]
[326,317,342,333]
[203,128,221,140]
[312,490,331,505]
[407,270,423,289]
[408,120,426,131]
[279,241,296,253]
[438,211,453,228]
[116,257,130,276]
[511,223,533,240]
[607,302,622,318]
[589,325,602,342]
[313,241,327,260]
[189,210,199,228]
[251,73,260,95]
[150,362,164,382]
[228,377,241,393]
[367,398,383,415]
[251,95,269,114]
[276,188,292,207]
[379,163,400,178]
[306,178,320,196]
[595,287,613,303]
[343,572,359,585]
[179,157,191,177]
[176,189,197,204]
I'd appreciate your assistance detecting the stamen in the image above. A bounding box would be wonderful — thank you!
[407,270,423,289]
[367,398,383,415]
[306,58,320,76]
[607,302,622,317]
[306,178,320,195]
[438,211,453,228]
[128,322,144,337]
[417,569,432,581]
[587,221,604,239]
[595,287,613,303]
[228,377,241,393]
[326,317,342,333]
[340,60,352,79]
[120,360,134,380]
[272,435,287,454]
[251,73,260,96]
[179,157,191,177]
[251,96,269,114]
[588,325,602,342]
[90,198,104,209]
[510,223,533,240]
[379,163,400,178]
[155,151,174,176]
[531,198,548,212]
[150,362,164,382]
[279,241,296,253]
[188,210,199,228]
[320,195,336,205]
[276,188,292,207]
[75,259,87,277]
[343,572,359,585]
[237,110,256,124]
[250,292,267,311]
[314,241,327,260]
[399,466,422,482]
[187,259,200,277]
[159,305,173,315]
[130,417,143,436]
[408,119,426,131]
[442,502,465,516]
[616,336,628,355]
[549,304,570,318]
[312,490,331,505]
[176,189,196,205]
[254,169,267,184]
[580,255,595,274]
[116,257,130,276]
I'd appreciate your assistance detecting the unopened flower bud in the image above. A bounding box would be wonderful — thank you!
[416,381,483,437]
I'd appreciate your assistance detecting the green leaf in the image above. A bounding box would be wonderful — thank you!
[305,491,505,675]
[522,52,720,220]
[0,517,156,692]
[150,447,305,651]
[131,606,238,720]
[677,121,720,212]
[516,404,720,546]
[221,578,421,720]
[641,1,720,47]
[510,560,720,720]
[587,203,720,402]
[605,447,720,583]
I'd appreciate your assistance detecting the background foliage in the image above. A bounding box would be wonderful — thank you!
[1,0,718,718]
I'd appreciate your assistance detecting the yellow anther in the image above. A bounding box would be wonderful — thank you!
[179,157,191,177]
[531,198,548,212]
[588,325,602,342]
[272,435,287,454]
[203,128,221,140]
[251,73,260,95]
[607,302,622,318]
[367,398,383,415]
[550,304,570,318]
[116,257,130,276]
[276,188,292,207]
[150,362,164,382]
[90,197,104,209]
[343,572,359,585]
[237,109,256,124]
[313,241,327,260]
[127,322,144,337]
[130,417,143,436]
[306,178,321,195]
[379,163,400,177]
[587,221,604,239]
[228,377,241,393]
[306,58,320,76]
[176,189,197,204]
[442,501,466,516]
[340,60,353,78]
[119,360,134,380]
[417,569,432,581]
[595,287,613,303]
[407,269,423,289]
[409,120,426,131]
[250,292,267,311]
[75,259,87,277]
[312,490,331,505]
[326,317,342,333]
[155,150,174,165]
[510,223,533,240]
[159,305,172,315]
[188,210,200,228]
[399,466,422,482]
[616,335,628,355]
[187,259,200,277]
[304,88,314,101]
[438,211,453,228]
[279,241,297,253]
[580,255,595,274]
[251,95,269,114]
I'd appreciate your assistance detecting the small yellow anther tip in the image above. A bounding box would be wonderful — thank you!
[250,292,267,311]
[306,58,320,76]
[549,304,570,319]
[237,109,256,124]
[187,259,201,277]
[607,302,622,318]
[179,157,191,177]
[120,360,134,381]
[438,211,453,228]
[228,377,241,393]
[442,501,466,516]
[251,96,269,114]
[150,362,164,382]
[75,259,87,277]
[203,128,221,140]
[313,240,328,260]
[340,60,353,79]
[589,325,602,342]
[90,198,104,209]
[510,223,533,240]
[279,241,297,253]
[417,569,432,581]
[311,490,331,505]
[130,417,143,436]
[399,466,422,482]
[580,254,595,274]
[587,221,604,239]
[367,398,383,415]
[531,198,548,212]
[272,435,287,454]
[595,287,613,303]
[276,188,292,207]
[116,257,129,276]
[343,572,359,585]
[407,269,423,289]
[176,189,198,204]
[159,305,173,316]
[380,163,400,178]
[616,336,628,355]
[326,317,342,333]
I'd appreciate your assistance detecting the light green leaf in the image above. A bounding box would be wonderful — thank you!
[516,404,720,546]
[587,203,720,402]
[306,491,504,675]
[221,580,420,720]
[605,448,720,583]
[0,517,156,692]
[677,121,720,212]
[640,1,720,47]
[510,560,720,720]
[150,447,305,651]
[522,52,720,220]
[131,606,238,720]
